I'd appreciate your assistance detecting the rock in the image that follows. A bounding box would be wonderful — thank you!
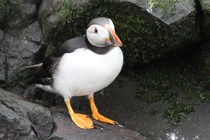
[0,30,5,83]
[194,42,210,83]
[0,0,7,28]
[38,0,200,66]
[19,21,43,43]
[201,0,210,11]
[90,76,171,139]
[38,0,64,16]
[0,88,148,139]
[160,102,210,139]
[0,104,37,140]
[28,106,54,139]
[38,0,71,42]
[50,108,147,140]
[201,0,210,40]
[121,0,195,25]
[0,30,3,42]
[0,0,38,29]
[20,3,37,20]
[0,88,54,140]
[0,33,41,82]
[0,55,5,83]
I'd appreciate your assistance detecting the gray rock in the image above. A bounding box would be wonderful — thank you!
[0,104,38,140]
[201,0,210,40]
[201,0,210,11]
[0,30,5,83]
[161,102,210,140]
[120,0,195,25]
[0,30,4,43]
[19,21,43,43]
[1,0,38,29]
[0,88,148,140]
[37,0,66,41]
[28,106,54,139]
[0,55,5,83]
[0,0,7,28]
[0,88,54,140]
[20,3,37,20]
[91,76,171,139]
[50,110,146,140]
[0,33,41,82]
[38,0,63,20]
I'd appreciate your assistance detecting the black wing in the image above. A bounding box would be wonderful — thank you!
[41,35,88,77]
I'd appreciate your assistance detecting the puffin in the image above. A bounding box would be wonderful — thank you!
[31,17,123,129]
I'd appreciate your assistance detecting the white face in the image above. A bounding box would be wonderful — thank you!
[86,24,110,47]
[86,18,123,47]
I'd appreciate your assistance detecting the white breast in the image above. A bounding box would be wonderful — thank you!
[52,47,123,99]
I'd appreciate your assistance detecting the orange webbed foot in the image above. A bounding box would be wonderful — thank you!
[89,97,117,125]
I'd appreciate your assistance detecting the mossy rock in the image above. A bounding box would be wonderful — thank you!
[201,0,210,12]
[201,0,210,40]
[202,11,210,40]
[0,0,24,29]
[0,0,37,29]
[194,42,210,84]
[39,0,201,67]
[139,0,195,24]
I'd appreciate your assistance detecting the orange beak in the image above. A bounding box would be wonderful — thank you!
[108,27,123,47]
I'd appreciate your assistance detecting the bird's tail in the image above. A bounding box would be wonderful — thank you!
[22,63,46,84]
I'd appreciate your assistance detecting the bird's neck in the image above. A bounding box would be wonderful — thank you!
[85,36,115,55]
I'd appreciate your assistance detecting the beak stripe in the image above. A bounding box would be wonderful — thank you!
[108,27,123,47]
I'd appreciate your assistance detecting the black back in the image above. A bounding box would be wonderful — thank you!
[41,35,115,77]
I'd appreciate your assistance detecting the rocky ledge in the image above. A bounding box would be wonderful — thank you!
[0,88,146,140]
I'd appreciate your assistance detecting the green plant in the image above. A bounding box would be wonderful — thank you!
[164,101,194,125]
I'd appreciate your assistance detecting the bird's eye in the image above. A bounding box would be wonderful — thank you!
[94,27,98,34]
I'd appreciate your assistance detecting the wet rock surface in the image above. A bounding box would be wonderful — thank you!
[163,102,210,140]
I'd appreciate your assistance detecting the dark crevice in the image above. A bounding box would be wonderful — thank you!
[30,125,41,140]
[27,112,41,140]
[194,0,204,41]
[27,110,56,140]
[3,51,8,82]
[0,100,15,112]
[186,0,205,58]
[33,44,47,64]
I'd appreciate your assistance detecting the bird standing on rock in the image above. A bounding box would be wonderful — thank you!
[30,17,123,129]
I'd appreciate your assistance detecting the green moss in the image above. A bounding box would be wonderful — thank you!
[193,42,210,84]
[164,101,194,125]
[40,0,200,67]
[203,10,210,39]
[198,91,210,102]
[147,0,178,20]
[1,0,25,29]
[133,40,210,124]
